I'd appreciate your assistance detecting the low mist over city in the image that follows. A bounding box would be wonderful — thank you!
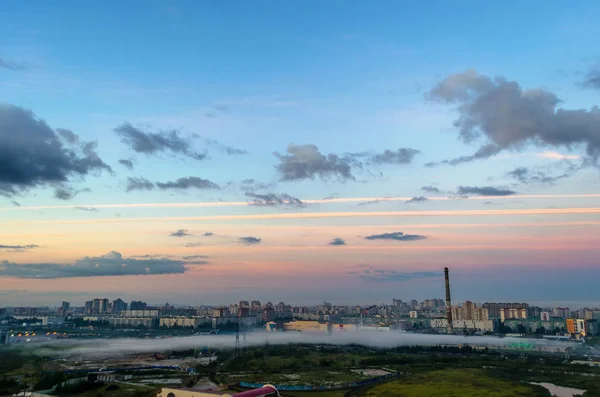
[2,1,600,396]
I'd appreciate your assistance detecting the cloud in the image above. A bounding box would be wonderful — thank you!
[56,128,80,145]
[358,199,382,206]
[114,123,206,160]
[156,177,219,190]
[0,251,206,279]
[274,144,353,181]
[505,160,582,185]
[537,151,581,160]
[456,186,516,196]
[371,148,421,164]
[0,104,111,197]
[54,187,91,201]
[203,138,247,155]
[421,186,442,194]
[425,144,501,167]
[184,242,203,247]
[126,177,155,192]
[581,67,600,90]
[182,255,209,260]
[170,229,192,237]
[74,206,98,212]
[0,244,38,252]
[0,57,27,71]
[11,201,21,207]
[245,192,304,207]
[204,232,214,236]
[405,196,427,204]
[364,232,427,241]
[240,179,273,192]
[354,267,438,283]
[328,238,346,246]
[118,159,134,170]
[427,69,600,162]
[239,236,261,245]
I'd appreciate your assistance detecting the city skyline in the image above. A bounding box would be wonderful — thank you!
[2,1,600,306]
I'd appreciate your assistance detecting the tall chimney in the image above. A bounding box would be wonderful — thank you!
[444,267,454,334]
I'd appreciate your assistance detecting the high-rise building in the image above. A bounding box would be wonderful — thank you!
[84,300,93,314]
[99,298,109,314]
[251,301,262,310]
[553,307,571,319]
[541,312,551,321]
[92,298,101,314]
[482,303,528,318]
[575,319,587,336]
[452,301,489,321]
[566,318,576,334]
[61,301,70,312]
[410,300,418,310]
[112,298,127,314]
[130,301,147,310]
[500,308,527,322]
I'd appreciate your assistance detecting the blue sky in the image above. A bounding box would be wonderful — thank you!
[1,1,600,306]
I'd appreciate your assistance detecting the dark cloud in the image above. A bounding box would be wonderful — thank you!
[371,148,421,164]
[118,159,134,170]
[0,58,27,71]
[0,244,38,252]
[126,177,155,192]
[56,128,80,145]
[425,144,501,167]
[0,104,111,197]
[204,138,247,155]
[364,232,427,241]
[405,196,427,204]
[156,176,219,190]
[239,236,261,245]
[358,199,382,206]
[170,229,192,237]
[274,144,353,181]
[74,206,98,212]
[329,238,346,246]
[184,242,203,247]
[456,185,516,196]
[11,201,21,207]
[427,69,600,162]
[240,179,273,192]
[54,187,91,201]
[182,255,209,260]
[205,112,218,119]
[204,232,214,236]
[245,192,304,207]
[114,123,206,160]
[0,250,207,279]
[506,163,579,185]
[421,186,442,194]
[352,267,438,283]
[582,67,600,90]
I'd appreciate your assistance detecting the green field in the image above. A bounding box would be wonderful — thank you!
[363,369,550,397]
[228,370,372,387]
[55,382,158,397]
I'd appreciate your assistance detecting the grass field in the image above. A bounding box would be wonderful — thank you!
[363,369,551,397]
[228,370,371,387]
[280,391,349,397]
[55,382,158,397]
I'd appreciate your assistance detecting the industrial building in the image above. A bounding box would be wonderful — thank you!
[430,318,494,332]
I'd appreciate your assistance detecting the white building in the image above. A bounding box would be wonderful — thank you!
[541,312,551,321]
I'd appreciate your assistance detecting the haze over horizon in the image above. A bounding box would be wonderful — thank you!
[2,1,600,306]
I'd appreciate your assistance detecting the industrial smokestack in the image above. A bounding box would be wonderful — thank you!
[444,267,454,334]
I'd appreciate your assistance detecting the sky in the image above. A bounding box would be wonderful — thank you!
[1,1,600,308]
